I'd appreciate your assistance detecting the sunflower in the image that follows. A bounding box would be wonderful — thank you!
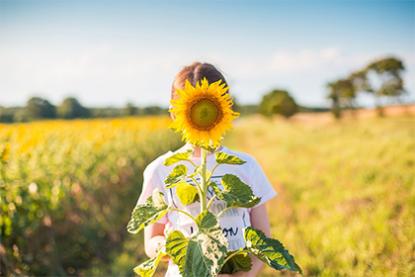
[169,78,239,148]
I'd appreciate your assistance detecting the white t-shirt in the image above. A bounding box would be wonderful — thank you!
[136,143,277,277]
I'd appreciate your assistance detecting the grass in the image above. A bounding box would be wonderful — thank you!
[226,115,415,276]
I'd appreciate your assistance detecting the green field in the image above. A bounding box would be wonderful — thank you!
[226,115,415,276]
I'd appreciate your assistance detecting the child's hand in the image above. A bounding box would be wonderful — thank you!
[160,254,170,262]
[160,247,170,262]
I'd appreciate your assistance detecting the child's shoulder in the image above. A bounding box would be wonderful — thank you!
[143,150,172,177]
[222,146,258,164]
[143,145,190,175]
[221,147,263,173]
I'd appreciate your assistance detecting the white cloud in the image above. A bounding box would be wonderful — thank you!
[269,47,415,76]
[270,47,342,72]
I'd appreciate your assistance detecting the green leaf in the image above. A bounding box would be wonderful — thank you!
[244,227,302,273]
[165,164,187,185]
[133,250,164,277]
[184,211,228,277]
[127,190,168,234]
[195,210,217,231]
[164,150,192,166]
[213,174,261,208]
[220,251,252,274]
[165,230,189,275]
[215,152,246,165]
[176,182,199,206]
[166,180,190,189]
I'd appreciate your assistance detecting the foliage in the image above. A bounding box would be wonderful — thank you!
[220,251,252,274]
[259,89,298,118]
[244,227,302,273]
[126,190,169,234]
[327,56,407,118]
[0,97,169,123]
[127,144,301,276]
[58,97,90,119]
[211,174,260,208]
[364,57,406,115]
[26,97,56,119]
[326,79,356,118]
[0,116,181,276]
[133,251,165,277]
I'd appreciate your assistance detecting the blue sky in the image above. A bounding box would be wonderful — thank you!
[1,0,414,107]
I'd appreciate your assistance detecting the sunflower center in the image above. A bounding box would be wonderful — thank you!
[189,98,222,130]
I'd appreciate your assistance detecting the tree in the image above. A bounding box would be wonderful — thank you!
[326,79,356,119]
[259,89,298,118]
[348,69,372,94]
[25,97,56,119]
[57,97,89,119]
[124,102,138,116]
[365,57,406,115]
[326,83,341,119]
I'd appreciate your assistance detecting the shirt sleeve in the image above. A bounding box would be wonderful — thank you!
[248,157,277,207]
[136,163,168,224]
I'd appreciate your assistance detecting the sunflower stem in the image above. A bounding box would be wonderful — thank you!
[170,208,197,222]
[206,194,217,210]
[200,147,208,212]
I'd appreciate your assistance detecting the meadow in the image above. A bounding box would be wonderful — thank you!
[226,115,415,276]
[1,114,414,276]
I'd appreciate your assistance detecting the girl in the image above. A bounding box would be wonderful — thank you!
[136,62,277,277]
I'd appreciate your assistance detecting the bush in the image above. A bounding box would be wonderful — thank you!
[259,89,298,118]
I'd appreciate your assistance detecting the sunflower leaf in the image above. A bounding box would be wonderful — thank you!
[165,164,187,185]
[195,210,217,231]
[166,180,191,189]
[244,227,302,273]
[215,152,246,165]
[164,150,192,166]
[184,211,228,277]
[166,230,189,275]
[220,251,252,274]
[133,250,164,277]
[176,182,199,206]
[212,174,261,208]
[127,190,168,234]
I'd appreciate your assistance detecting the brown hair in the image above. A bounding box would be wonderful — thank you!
[171,62,229,99]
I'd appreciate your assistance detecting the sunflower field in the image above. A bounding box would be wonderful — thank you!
[0,117,181,276]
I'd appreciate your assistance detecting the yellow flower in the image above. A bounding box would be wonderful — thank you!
[169,78,239,148]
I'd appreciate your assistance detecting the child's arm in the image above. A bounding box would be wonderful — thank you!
[246,203,271,276]
[220,204,271,277]
[143,223,167,259]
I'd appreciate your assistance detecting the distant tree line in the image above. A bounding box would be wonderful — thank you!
[0,94,327,123]
[0,97,168,123]
[326,56,407,118]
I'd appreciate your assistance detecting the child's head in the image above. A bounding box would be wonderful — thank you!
[171,62,228,100]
